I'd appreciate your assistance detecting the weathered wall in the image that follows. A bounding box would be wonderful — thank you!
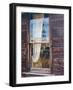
[21,14,30,75]
[49,14,64,75]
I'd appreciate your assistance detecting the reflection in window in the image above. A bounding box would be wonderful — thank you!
[30,17,50,68]
[31,44,50,68]
[30,18,49,42]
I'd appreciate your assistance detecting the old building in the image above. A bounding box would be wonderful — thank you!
[21,13,64,77]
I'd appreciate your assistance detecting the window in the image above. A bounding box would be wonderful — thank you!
[29,14,52,69]
[30,17,49,42]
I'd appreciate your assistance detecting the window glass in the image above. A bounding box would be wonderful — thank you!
[30,17,49,42]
